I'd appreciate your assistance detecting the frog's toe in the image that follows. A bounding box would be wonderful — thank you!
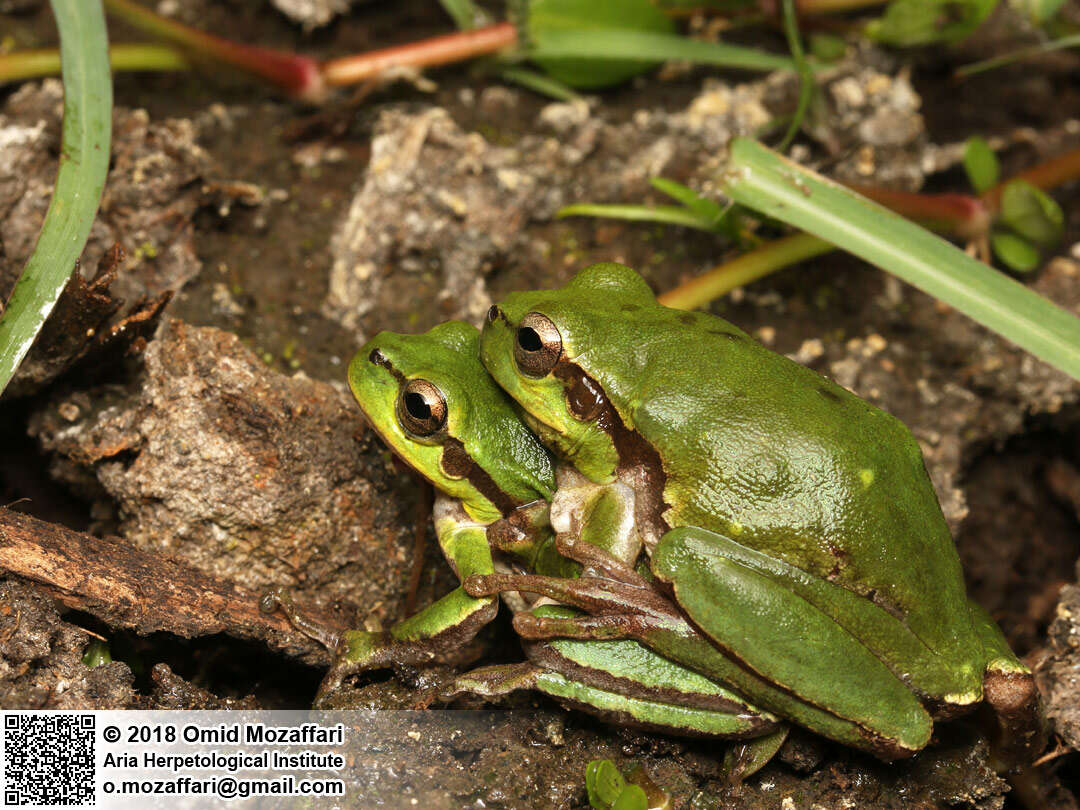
[983,661,1044,762]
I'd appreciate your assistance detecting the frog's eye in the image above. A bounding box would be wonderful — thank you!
[397,379,447,437]
[514,313,562,378]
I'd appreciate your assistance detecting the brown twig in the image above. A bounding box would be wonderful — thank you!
[0,508,343,666]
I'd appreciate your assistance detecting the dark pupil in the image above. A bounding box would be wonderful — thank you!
[517,327,542,352]
[405,392,432,422]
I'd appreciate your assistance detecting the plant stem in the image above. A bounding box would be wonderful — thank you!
[104,0,324,101]
[321,22,518,87]
[658,233,831,308]
[981,146,1080,210]
[847,185,991,239]
[0,43,187,84]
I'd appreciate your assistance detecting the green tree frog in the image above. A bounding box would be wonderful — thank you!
[468,263,1042,762]
[266,321,786,761]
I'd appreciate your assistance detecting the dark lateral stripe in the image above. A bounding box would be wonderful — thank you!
[552,360,670,544]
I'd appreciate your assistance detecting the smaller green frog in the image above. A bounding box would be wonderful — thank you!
[266,321,785,764]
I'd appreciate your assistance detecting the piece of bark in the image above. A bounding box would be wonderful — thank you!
[0,508,342,667]
[5,244,172,399]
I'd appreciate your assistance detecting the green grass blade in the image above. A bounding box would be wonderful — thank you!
[722,137,1080,380]
[777,0,813,151]
[559,203,716,231]
[955,33,1080,78]
[500,66,581,100]
[529,28,795,73]
[0,0,112,394]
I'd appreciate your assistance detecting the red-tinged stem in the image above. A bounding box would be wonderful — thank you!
[847,185,991,240]
[981,146,1080,210]
[104,0,324,101]
[320,22,518,87]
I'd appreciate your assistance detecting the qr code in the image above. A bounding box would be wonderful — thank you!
[4,714,95,806]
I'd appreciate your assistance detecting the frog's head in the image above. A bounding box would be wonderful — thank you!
[480,263,656,482]
[350,321,555,524]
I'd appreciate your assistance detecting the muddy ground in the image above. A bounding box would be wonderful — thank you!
[3,1,1080,807]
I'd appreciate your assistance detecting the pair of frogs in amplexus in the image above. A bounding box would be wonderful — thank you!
[264,263,1042,777]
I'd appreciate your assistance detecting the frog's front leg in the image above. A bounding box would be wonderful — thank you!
[265,496,499,704]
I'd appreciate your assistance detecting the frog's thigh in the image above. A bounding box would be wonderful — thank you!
[448,663,779,740]
[650,525,980,706]
[651,527,932,755]
[967,599,1044,760]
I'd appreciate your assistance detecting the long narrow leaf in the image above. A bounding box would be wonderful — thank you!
[559,203,717,231]
[0,0,112,394]
[722,137,1080,380]
[529,29,795,73]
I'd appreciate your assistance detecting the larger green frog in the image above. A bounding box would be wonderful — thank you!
[468,263,1042,761]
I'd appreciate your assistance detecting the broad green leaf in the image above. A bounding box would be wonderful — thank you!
[527,0,676,89]
[586,760,628,809]
[866,0,997,46]
[999,180,1064,247]
[991,230,1041,273]
[963,136,1000,193]
[721,137,1080,380]
[0,0,112,394]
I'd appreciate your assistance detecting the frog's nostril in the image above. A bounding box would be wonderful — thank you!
[486,305,500,324]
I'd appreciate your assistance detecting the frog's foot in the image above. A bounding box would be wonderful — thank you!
[260,588,341,651]
[967,599,1045,763]
[463,572,677,620]
[553,532,652,588]
[983,663,1043,764]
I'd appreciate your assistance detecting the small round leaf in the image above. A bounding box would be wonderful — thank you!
[999,180,1064,248]
[612,785,649,810]
[962,136,999,194]
[991,229,1040,274]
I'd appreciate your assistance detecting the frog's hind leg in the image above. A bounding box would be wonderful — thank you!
[445,661,784,769]
[650,526,933,758]
[968,599,1044,763]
